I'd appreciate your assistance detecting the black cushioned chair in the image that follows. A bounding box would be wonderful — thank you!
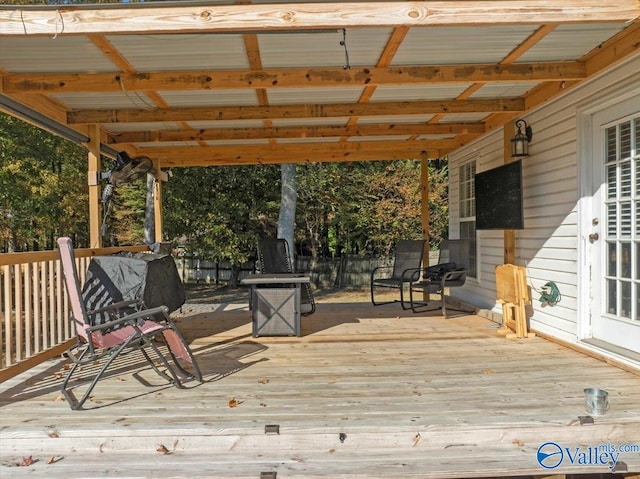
[408,239,474,317]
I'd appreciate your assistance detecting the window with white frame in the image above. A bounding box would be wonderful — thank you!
[459,161,477,277]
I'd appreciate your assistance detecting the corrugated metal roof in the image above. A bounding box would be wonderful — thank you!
[372,84,471,102]
[347,135,411,142]
[277,136,341,144]
[391,25,539,65]
[517,23,628,62]
[204,138,270,146]
[267,86,363,105]
[160,89,259,107]
[272,117,350,126]
[259,28,393,68]
[0,1,636,165]
[470,82,539,100]
[0,36,117,73]
[107,34,250,71]
[103,122,183,134]
[356,115,435,124]
[437,113,492,123]
[51,92,157,110]
[187,119,267,129]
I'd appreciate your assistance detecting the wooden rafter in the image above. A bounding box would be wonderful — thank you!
[0,2,638,167]
[106,122,485,145]
[2,1,638,36]
[1,62,588,94]
[343,26,410,143]
[68,98,524,124]
[464,24,558,133]
[141,139,452,167]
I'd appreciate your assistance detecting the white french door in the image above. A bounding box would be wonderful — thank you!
[589,100,640,354]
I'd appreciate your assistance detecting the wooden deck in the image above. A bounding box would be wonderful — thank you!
[1,294,640,478]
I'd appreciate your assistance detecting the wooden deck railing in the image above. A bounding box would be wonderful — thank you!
[0,244,148,382]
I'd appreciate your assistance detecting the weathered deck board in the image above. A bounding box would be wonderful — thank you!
[1,300,639,478]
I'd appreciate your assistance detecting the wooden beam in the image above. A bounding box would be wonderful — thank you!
[152,158,163,243]
[503,122,515,265]
[68,98,524,124]
[501,24,558,65]
[86,34,136,74]
[420,155,430,264]
[140,140,446,167]
[1,62,588,93]
[524,22,640,111]
[2,2,638,36]
[106,122,485,144]
[87,124,102,249]
[344,26,409,140]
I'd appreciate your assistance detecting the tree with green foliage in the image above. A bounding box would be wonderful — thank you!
[163,165,281,283]
[0,113,89,251]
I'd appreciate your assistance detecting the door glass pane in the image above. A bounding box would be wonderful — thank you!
[621,242,631,279]
[607,242,616,276]
[607,278,616,315]
[620,121,631,160]
[602,116,640,322]
[605,126,616,163]
[621,281,631,319]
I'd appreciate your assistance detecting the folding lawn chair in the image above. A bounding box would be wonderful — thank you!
[57,237,203,410]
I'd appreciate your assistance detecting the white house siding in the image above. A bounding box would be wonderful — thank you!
[447,53,640,348]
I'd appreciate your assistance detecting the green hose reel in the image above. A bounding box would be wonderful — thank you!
[539,281,561,306]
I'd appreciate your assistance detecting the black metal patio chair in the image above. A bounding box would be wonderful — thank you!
[370,239,426,308]
[408,239,475,317]
[257,238,316,316]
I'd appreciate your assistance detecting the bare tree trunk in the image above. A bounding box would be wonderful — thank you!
[144,174,155,244]
[277,164,297,268]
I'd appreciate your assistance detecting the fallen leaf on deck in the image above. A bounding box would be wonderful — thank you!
[328,449,335,454]
[54,395,65,402]
[47,430,60,438]
[483,369,494,374]
[117,377,126,382]
[54,372,63,380]
[228,398,241,408]
[412,433,422,447]
[260,403,267,407]
[47,456,63,464]
[259,378,269,384]
[62,364,71,371]
[156,444,171,455]
[512,438,524,447]
[20,456,34,467]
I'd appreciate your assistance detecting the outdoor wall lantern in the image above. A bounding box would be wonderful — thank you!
[511,119,533,158]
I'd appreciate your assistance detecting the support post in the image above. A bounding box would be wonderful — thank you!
[87,124,102,248]
[153,159,163,243]
[503,123,515,264]
[420,154,430,305]
[420,154,430,267]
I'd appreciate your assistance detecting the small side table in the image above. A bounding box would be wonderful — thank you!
[240,274,310,337]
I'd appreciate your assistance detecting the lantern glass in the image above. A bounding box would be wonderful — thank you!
[511,132,529,157]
